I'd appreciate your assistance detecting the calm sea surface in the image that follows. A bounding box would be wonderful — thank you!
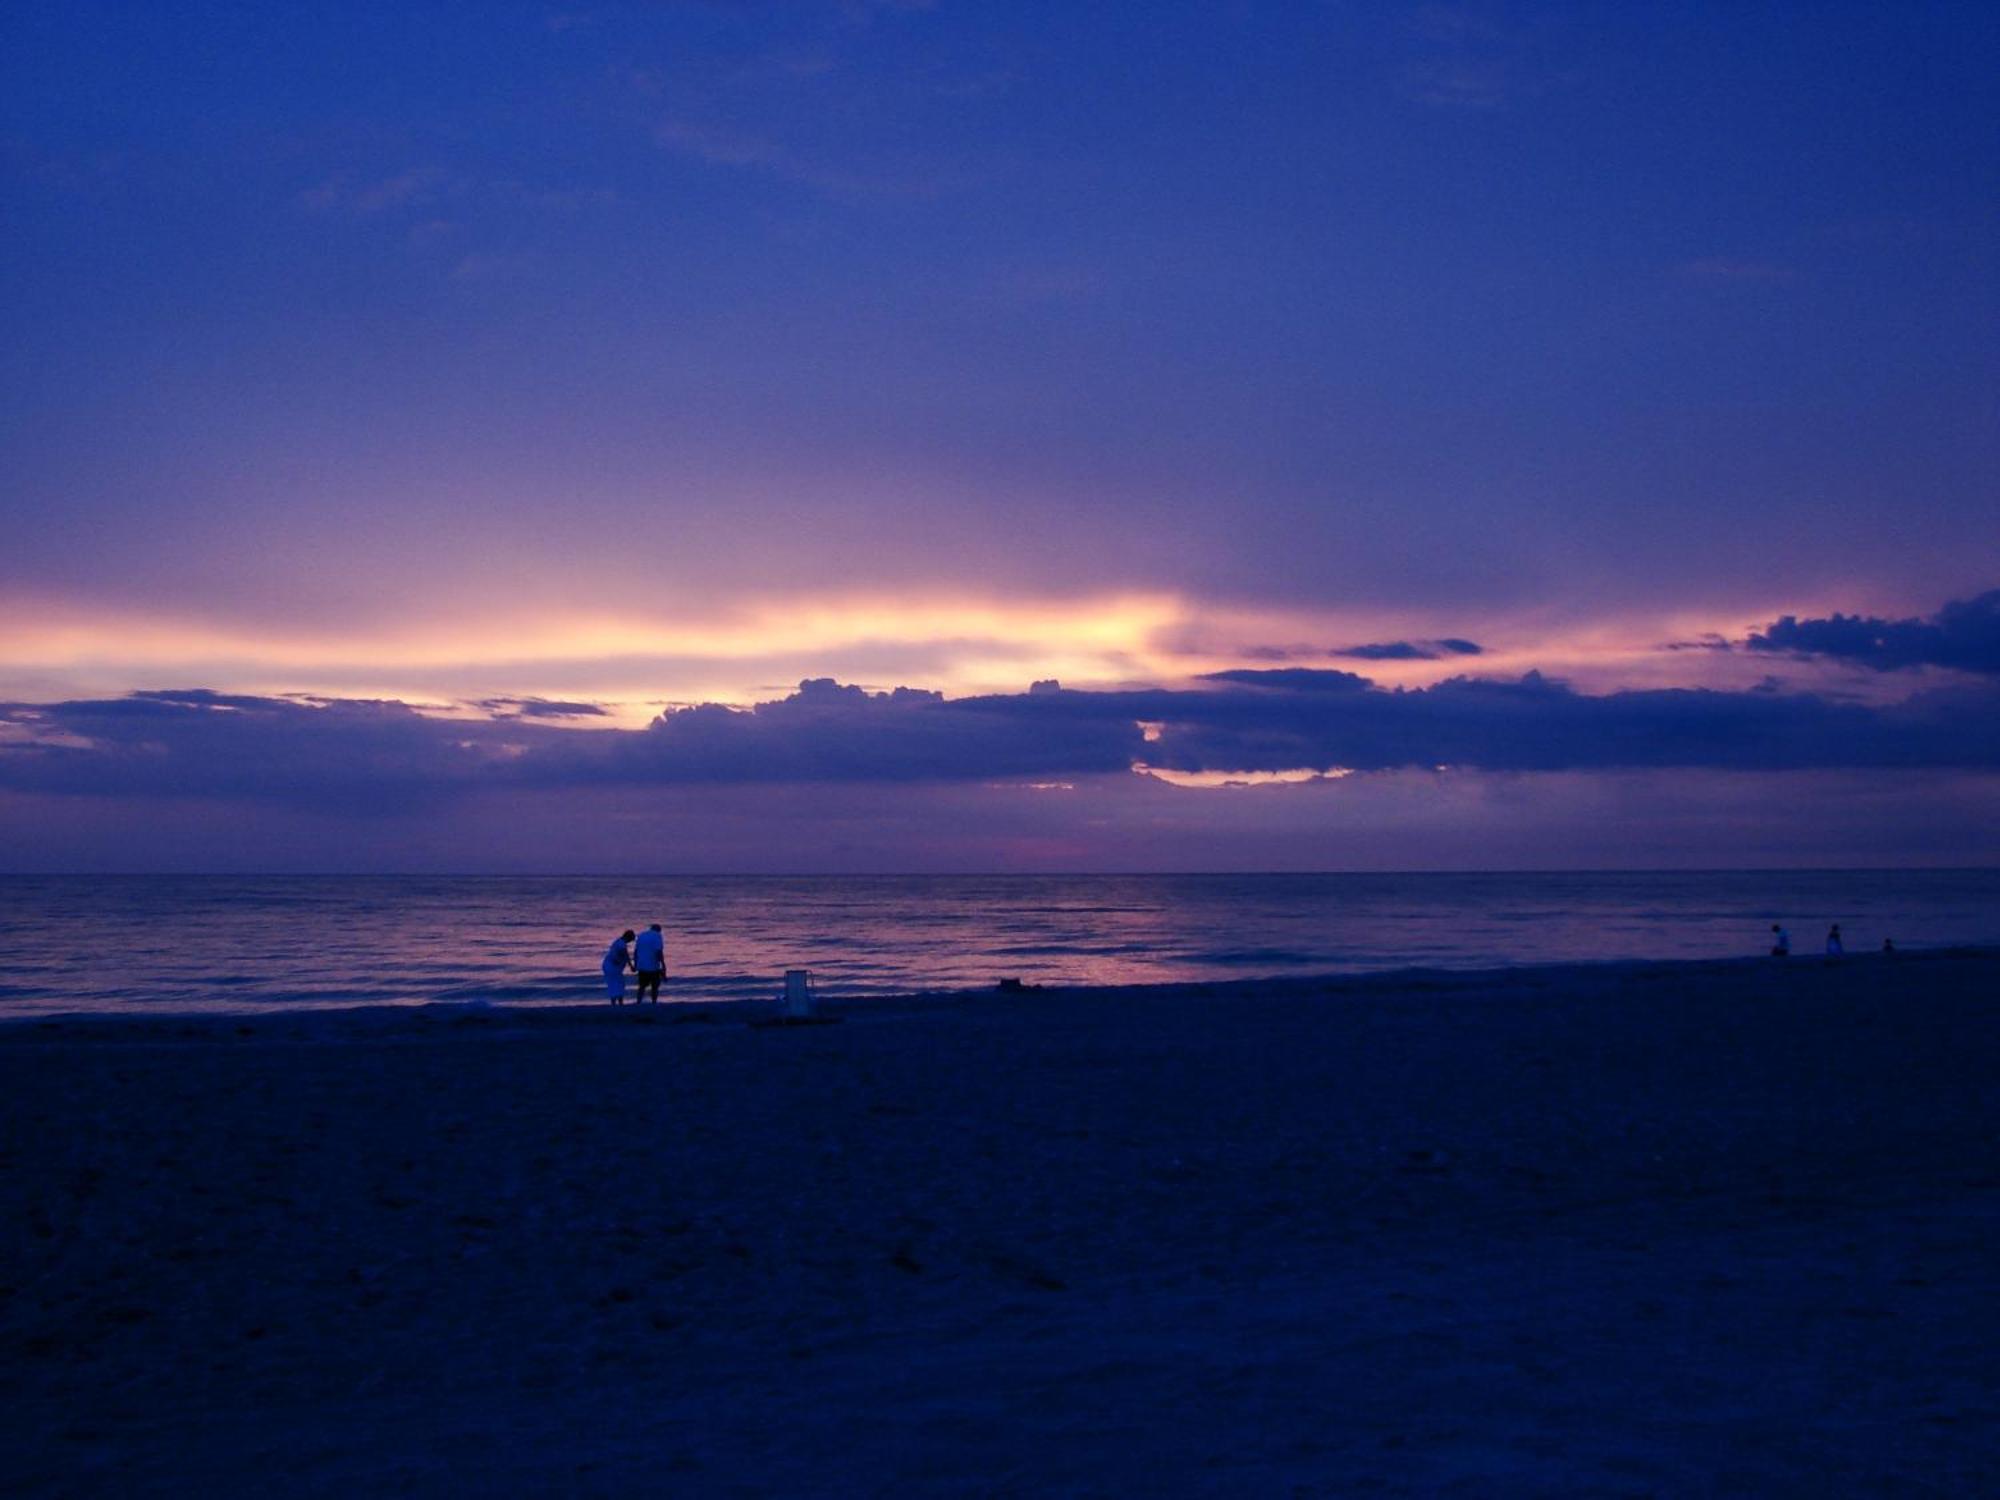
[1,871,1995,1017]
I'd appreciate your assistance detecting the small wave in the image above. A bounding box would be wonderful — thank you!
[1186,948,1333,968]
[987,943,1120,957]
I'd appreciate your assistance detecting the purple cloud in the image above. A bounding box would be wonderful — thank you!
[474,697,610,719]
[518,678,1139,787]
[1332,639,1485,662]
[1230,640,1486,664]
[0,692,519,810]
[6,660,1998,815]
[1128,671,2000,776]
[1746,589,2000,676]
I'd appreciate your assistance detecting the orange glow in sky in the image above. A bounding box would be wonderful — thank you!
[0,590,1798,721]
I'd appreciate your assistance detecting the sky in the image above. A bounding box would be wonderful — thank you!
[2,0,1996,871]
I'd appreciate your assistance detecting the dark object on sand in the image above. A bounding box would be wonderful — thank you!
[1883,937,1897,955]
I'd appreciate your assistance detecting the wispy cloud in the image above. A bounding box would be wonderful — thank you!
[655,119,790,173]
[474,696,610,719]
[1678,257,1795,283]
[1208,639,1485,664]
[447,248,543,283]
[654,117,955,199]
[1333,638,1485,662]
[297,165,617,282]
[1663,633,1734,654]
[299,167,454,216]
[300,167,618,221]
[1396,4,1551,109]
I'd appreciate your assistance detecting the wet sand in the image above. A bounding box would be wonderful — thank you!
[2,951,1996,1495]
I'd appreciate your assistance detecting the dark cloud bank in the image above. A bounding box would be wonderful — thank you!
[1745,590,2000,676]
[4,662,1997,814]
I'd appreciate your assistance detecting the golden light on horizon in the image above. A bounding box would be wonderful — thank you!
[1136,765,1355,789]
[0,590,1795,717]
[0,592,1176,670]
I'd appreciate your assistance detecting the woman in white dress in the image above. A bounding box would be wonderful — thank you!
[602,929,636,1003]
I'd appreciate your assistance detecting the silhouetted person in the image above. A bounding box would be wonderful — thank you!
[1770,924,1791,957]
[603,929,635,1005]
[634,922,666,1004]
[1825,923,1844,958]
[1882,937,1896,955]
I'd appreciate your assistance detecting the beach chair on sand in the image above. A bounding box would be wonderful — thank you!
[752,968,840,1028]
[781,969,815,1019]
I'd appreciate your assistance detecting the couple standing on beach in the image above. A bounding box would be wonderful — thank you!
[603,925,666,1005]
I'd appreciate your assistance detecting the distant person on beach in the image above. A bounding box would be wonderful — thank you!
[1770,924,1791,957]
[1883,937,1897,955]
[1825,924,1844,958]
[633,923,666,1004]
[603,929,635,1005]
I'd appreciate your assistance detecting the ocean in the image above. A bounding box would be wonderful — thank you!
[1,870,1995,1018]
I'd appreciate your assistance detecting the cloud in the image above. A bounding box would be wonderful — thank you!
[1332,638,1485,662]
[1663,634,1733,654]
[5,663,1997,815]
[655,120,790,173]
[1745,589,2000,677]
[448,249,543,283]
[654,118,958,200]
[1227,639,1485,664]
[1198,669,1372,693]
[0,690,522,810]
[1127,670,2000,776]
[299,168,454,216]
[474,697,609,720]
[300,167,617,227]
[1397,4,1548,109]
[520,677,1139,787]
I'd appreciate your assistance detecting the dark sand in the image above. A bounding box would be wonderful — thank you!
[2,952,1996,1495]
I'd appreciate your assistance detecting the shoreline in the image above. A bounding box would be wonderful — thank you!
[3,943,1993,1037]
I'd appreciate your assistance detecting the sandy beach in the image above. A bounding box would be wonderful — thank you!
[3,951,1996,1496]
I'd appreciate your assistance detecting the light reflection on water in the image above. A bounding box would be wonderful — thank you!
[0,871,1994,1016]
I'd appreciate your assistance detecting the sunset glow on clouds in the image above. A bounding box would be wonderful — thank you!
[3,2,1996,868]
[0,591,1898,718]
[0,593,1187,716]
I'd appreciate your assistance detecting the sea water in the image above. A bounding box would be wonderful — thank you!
[0,870,1995,1017]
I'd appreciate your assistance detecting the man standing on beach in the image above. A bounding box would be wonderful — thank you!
[633,923,666,1004]
[603,929,635,1005]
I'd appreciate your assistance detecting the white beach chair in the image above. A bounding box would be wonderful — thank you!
[780,968,816,1019]
[752,968,837,1028]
